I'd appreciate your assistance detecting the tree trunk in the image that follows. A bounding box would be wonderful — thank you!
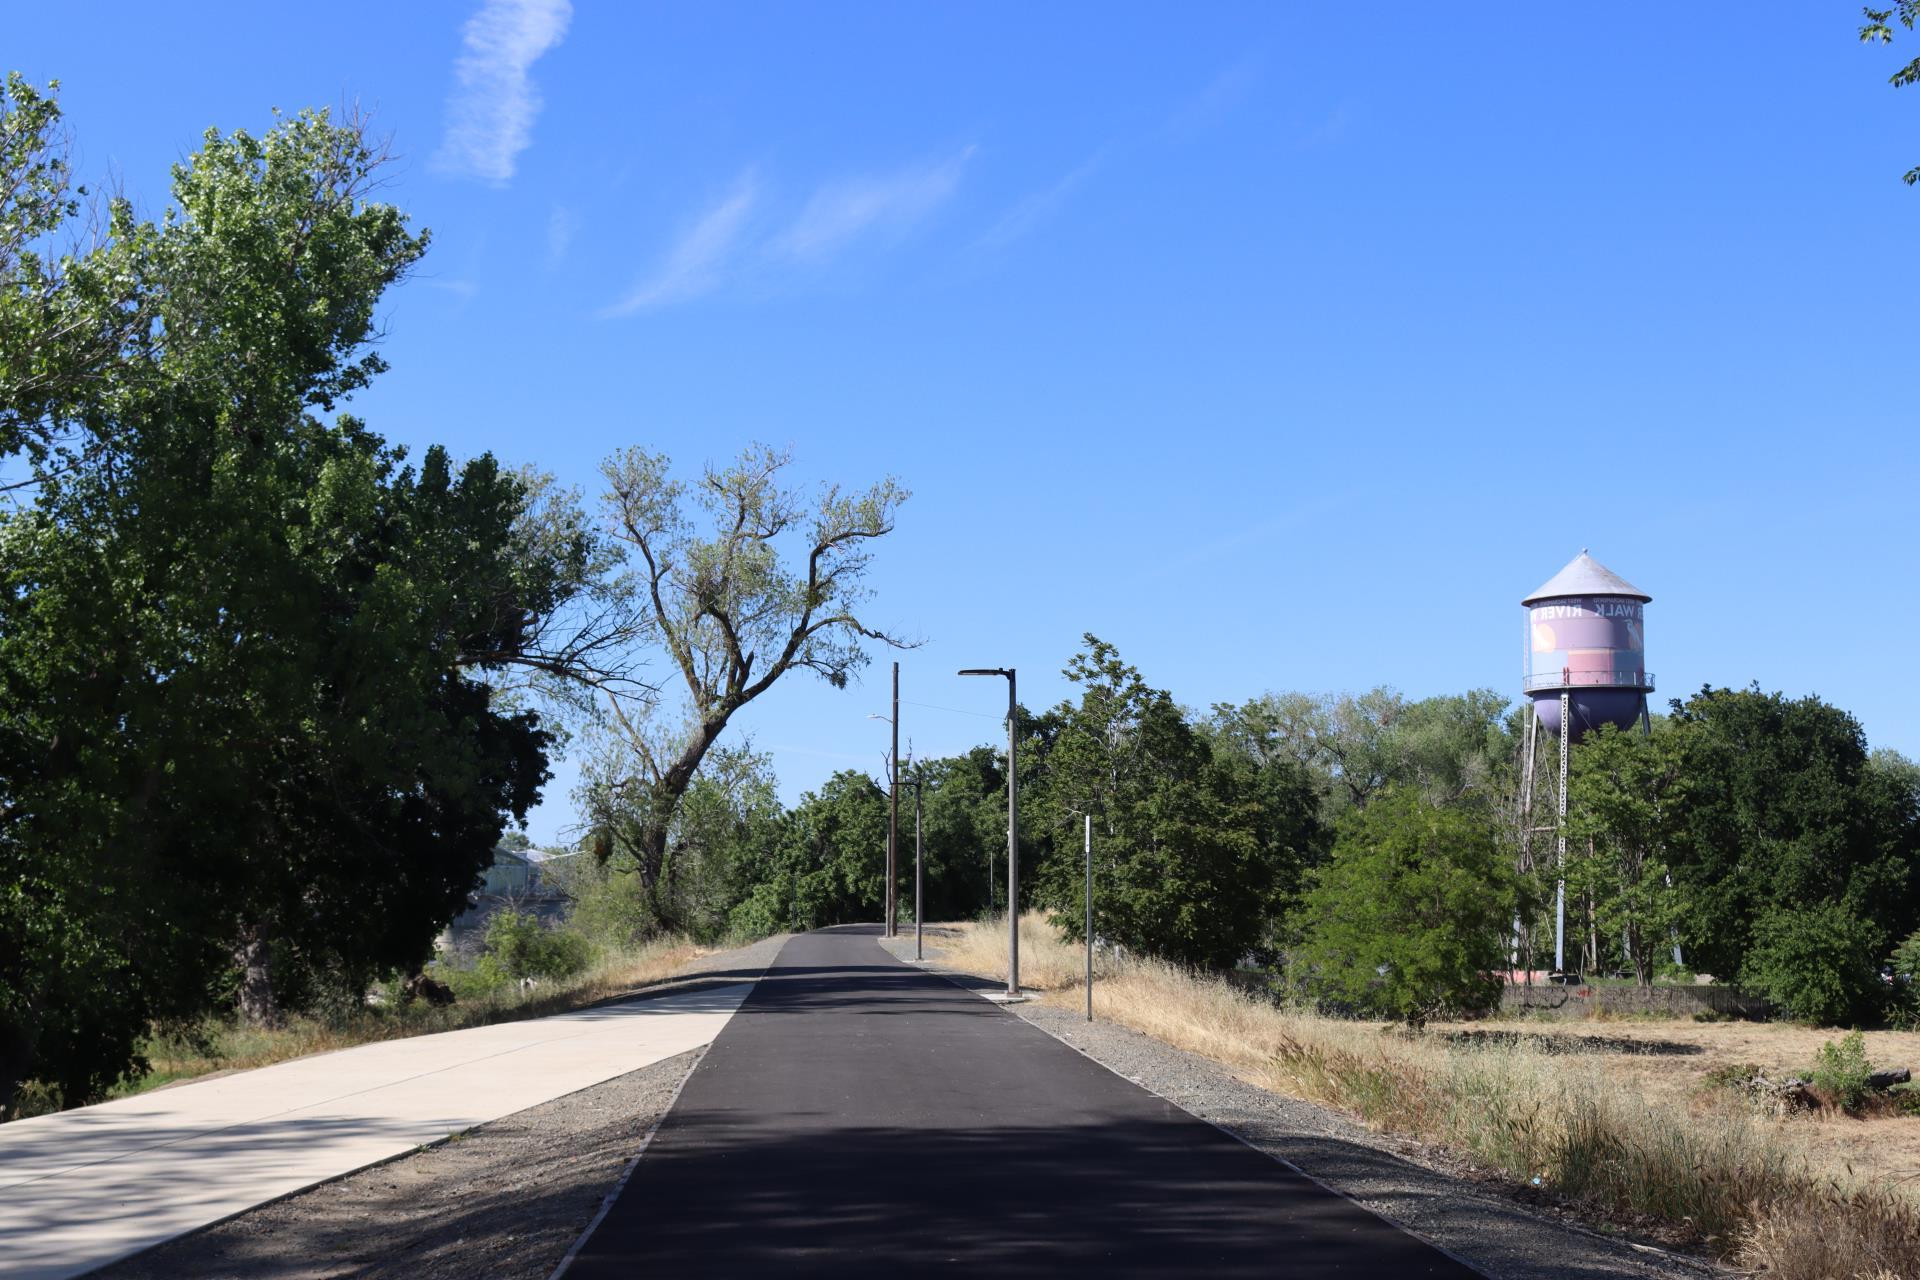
[0,1020,33,1119]
[234,922,280,1029]
[633,821,682,930]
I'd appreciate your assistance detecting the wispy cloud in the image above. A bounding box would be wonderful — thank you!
[601,174,759,316]
[1143,489,1357,580]
[770,147,975,262]
[546,204,577,265]
[601,149,974,315]
[1303,104,1352,149]
[1155,53,1263,142]
[975,147,1109,252]
[420,277,481,303]
[969,57,1262,258]
[435,0,573,186]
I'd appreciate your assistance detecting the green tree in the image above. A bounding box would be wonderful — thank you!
[1394,690,1515,806]
[1208,687,1513,824]
[0,74,149,472]
[1861,3,1920,185]
[1667,686,1918,990]
[1740,903,1885,1026]
[0,103,582,1109]
[474,910,590,989]
[1566,722,1690,985]
[581,445,908,927]
[1292,788,1522,1027]
[1035,637,1319,970]
[728,770,887,937]
[910,747,1008,919]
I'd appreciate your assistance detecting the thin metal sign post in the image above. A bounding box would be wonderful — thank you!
[1084,813,1093,1023]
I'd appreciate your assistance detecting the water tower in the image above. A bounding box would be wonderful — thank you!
[1523,549,1653,741]
[1518,550,1654,974]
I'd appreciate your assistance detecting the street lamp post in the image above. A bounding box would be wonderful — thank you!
[958,667,1018,998]
[889,662,900,938]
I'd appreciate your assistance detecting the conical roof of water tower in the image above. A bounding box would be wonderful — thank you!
[1522,550,1651,605]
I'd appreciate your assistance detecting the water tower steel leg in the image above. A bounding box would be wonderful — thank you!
[1556,690,1569,974]
[1516,706,1538,972]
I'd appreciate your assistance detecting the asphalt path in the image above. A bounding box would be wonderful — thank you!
[566,925,1479,1278]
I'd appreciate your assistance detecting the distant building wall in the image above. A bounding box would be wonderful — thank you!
[436,847,566,959]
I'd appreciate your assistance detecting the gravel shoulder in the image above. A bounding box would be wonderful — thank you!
[878,932,1727,1280]
[92,933,789,1280]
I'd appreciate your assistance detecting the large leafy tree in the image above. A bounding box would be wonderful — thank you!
[582,445,908,926]
[0,74,149,473]
[913,747,1017,919]
[1291,788,1522,1027]
[0,100,582,1109]
[1207,687,1513,824]
[1565,722,1691,986]
[1739,903,1886,1026]
[1667,686,1919,993]
[1035,636,1319,970]
[569,746,785,946]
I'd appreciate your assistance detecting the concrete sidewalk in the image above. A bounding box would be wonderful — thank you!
[0,980,757,1280]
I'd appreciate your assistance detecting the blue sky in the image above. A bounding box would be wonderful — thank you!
[15,3,1919,843]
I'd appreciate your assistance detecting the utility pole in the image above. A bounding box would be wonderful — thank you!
[888,662,900,938]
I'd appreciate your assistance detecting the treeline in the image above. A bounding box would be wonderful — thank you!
[575,633,1920,1031]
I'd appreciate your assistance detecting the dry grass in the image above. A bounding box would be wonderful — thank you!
[940,915,1920,1278]
[125,935,706,1096]
[1432,1015,1920,1192]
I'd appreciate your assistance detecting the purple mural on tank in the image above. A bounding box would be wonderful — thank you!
[1522,552,1652,741]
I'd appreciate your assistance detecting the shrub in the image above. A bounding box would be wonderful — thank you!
[1737,904,1883,1026]
[472,911,591,990]
[1891,927,1920,982]
[1289,788,1522,1027]
[1887,928,1920,1030]
[560,852,658,953]
[1701,1061,1766,1093]
[1808,1030,1873,1112]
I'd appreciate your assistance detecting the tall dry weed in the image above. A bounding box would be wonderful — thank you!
[1737,1187,1920,1280]
[939,915,1920,1272]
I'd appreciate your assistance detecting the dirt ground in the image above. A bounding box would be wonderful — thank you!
[1436,1014,1920,1191]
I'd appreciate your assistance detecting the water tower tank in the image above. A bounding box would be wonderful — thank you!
[1523,550,1653,740]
